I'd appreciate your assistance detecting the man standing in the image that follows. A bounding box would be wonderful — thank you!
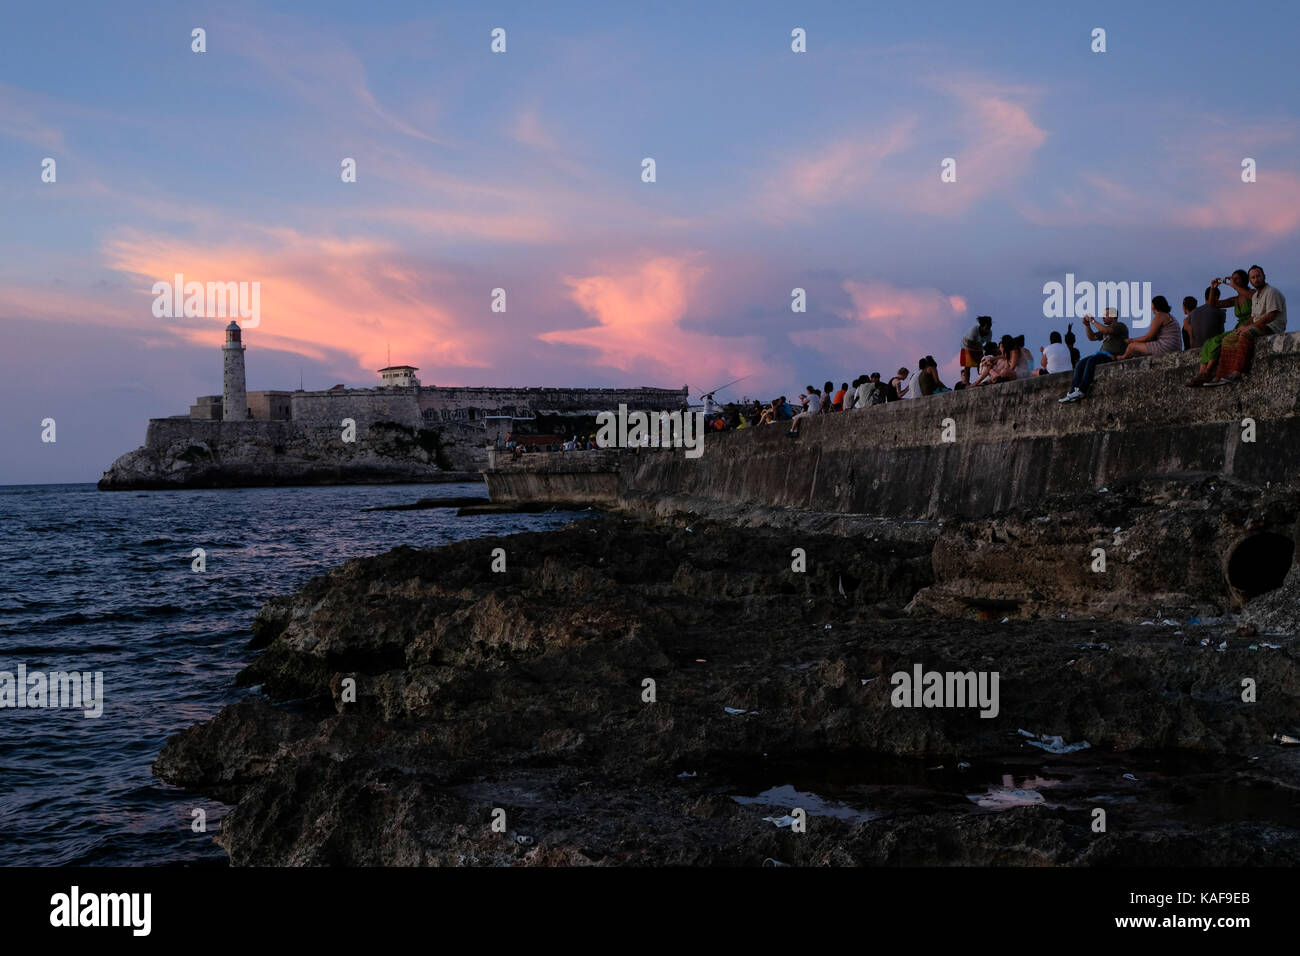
[960,316,994,384]
[1207,265,1285,385]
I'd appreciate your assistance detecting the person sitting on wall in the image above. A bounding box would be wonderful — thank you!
[1115,295,1182,360]
[1204,265,1286,386]
[787,385,822,436]
[1063,323,1081,367]
[1058,311,1129,403]
[917,356,950,395]
[1036,331,1072,376]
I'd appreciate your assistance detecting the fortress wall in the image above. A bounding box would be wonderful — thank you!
[617,334,1300,520]
[415,385,689,420]
[289,390,424,429]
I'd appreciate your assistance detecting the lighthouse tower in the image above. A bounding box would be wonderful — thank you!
[222,321,248,421]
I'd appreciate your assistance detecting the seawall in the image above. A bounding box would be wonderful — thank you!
[613,334,1300,520]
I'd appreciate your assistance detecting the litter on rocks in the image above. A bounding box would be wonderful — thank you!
[1122,773,1138,781]
[724,707,756,716]
[1274,734,1300,746]
[1016,729,1035,738]
[677,771,697,778]
[969,788,1045,809]
[763,815,798,828]
[927,765,944,771]
[957,761,971,771]
[860,678,875,686]
[1024,734,1091,754]
[762,858,789,867]
[1264,643,1283,650]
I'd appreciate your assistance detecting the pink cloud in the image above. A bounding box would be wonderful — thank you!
[540,256,769,389]
[790,278,970,381]
[755,78,1047,221]
[101,229,493,376]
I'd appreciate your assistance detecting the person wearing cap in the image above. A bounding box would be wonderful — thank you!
[960,316,994,384]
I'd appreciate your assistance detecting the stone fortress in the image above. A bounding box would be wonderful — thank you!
[98,321,688,489]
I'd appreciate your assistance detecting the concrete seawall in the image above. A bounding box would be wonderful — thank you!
[485,334,1300,521]
[483,448,622,505]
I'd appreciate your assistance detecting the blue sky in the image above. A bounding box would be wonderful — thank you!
[2,0,1298,482]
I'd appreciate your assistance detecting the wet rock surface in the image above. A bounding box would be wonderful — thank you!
[155,491,1300,866]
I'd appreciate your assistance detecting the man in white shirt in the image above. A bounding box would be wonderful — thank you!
[1246,265,1287,334]
[1036,331,1073,376]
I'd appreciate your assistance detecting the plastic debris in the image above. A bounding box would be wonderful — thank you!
[1274,734,1300,746]
[1140,621,1155,626]
[1249,644,1260,651]
[824,624,832,630]
[1189,616,1201,626]
[763,814,798,828]
[957,761,971,771]
[838,576,846,598]
[1000,617,1010,624]
[1024,734,1091,754]
[1199,637,1212,646]
[1017,729,1035,738]
[515,834,534,846]
[1264,643,1282,650]
[860,678,875,686]
[762,858,789,867]
[926,765,944,771]
[1161,619,1179,626]
[1122,773,1138,781]
[677,771,697,778]
[724,707,753,716]
[969,788,1045,809]
[1098,487,1108,493]
[1217,641,1228,652]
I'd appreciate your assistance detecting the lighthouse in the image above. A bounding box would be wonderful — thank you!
[222,321,248,421]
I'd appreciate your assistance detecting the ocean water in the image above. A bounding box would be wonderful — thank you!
[0,482,587,866]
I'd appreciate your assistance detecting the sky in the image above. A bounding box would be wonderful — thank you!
[2,0,1298,483]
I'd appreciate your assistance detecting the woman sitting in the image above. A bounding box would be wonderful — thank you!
[1117,296,1182,360]
[917,356,951,395]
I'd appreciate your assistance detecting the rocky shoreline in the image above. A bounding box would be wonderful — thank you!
[155,477,1300,865]
[98,419,482,490]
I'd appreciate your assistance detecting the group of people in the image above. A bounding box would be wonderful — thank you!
[505,433,599,457]
[1058,265,1286,402]
[704,264,1287,432]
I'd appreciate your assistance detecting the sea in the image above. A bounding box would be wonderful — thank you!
[0,482,587,866]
